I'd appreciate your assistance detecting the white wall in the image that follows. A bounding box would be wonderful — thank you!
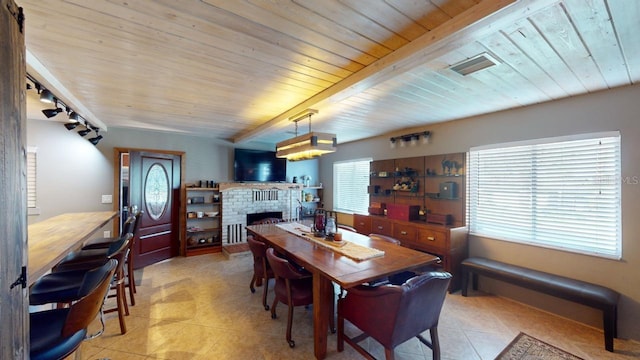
[319,83,640,341]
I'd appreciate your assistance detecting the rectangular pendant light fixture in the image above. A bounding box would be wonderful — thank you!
[275,109,337,161]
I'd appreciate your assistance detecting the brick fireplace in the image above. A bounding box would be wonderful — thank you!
[219,182,302,248]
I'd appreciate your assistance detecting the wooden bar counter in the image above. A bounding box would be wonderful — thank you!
[28,211,118,286]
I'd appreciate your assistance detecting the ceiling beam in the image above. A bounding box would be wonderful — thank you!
[232,0,560,144]
[26,50,108,132]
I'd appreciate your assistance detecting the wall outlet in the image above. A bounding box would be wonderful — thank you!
[103,230,111,238]
[101,194,113,204]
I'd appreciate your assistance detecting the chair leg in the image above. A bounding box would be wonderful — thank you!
[127,258,136,305]
[270,297,278,319]
[384,348,395,360]
[261,277,270,310]
[250,273,257,293]
[286,302,295,348]
[430,327,441,360]
[337,311,344,352]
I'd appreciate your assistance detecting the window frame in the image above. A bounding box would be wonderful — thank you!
[333,157,372,214]
[467,131,621,259]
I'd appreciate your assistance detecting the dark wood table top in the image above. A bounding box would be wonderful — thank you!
[246,223,440,288]
[28,211,118,285]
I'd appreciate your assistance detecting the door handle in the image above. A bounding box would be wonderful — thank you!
[401,231,407,235]
[427,236,435,241]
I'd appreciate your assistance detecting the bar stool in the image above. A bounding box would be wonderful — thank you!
[81,208,142,306]
[30,259,117,360]
[34,234,132,334]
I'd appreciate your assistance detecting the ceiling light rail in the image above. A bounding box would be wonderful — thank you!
[390,131,431,148]
[276,109,336,161]
[26,73,104,145]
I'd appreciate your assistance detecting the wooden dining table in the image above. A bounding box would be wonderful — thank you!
[28,211,119,286]
[246,223,440,359]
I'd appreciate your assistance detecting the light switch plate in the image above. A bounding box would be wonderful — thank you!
[101,194,113,204]
[103,230,111,238]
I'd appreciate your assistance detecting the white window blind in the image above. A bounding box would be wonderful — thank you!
[333,158,371,214]
[27,146,37,208]
[468,132,621,259]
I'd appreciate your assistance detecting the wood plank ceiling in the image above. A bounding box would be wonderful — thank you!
[20,0,639,146]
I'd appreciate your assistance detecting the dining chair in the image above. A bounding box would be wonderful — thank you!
[247,235,274,310]
[265,248,314,348]
[337,271,452,360]
[29,259,117,360]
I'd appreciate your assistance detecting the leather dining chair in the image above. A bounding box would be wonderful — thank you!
[247,235,274,310]
[30,259,117,360]
[266,247,314,348]
[338,271,452,360]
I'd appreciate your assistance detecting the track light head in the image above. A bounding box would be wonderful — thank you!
[68,111,80,122]
[42,107,64,118]
[78,128,92,137]
[88,134,103,145]
[64,122,79,130]
[39,89,55,104]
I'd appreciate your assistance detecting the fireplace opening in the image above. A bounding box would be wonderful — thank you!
[247,211,283,225]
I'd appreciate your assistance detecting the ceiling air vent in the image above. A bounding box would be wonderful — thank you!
[449,52,501,76]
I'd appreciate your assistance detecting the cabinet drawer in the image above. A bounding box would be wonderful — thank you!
[417,228,447,252]
[393,225,417,246]
[353,214,371,235]
[370,218,393,236]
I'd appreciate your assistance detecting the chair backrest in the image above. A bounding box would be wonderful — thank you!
[62,259,117,337]
[120,215,137,237]
[265,248,306,280]
[338,224,357,233]
[107,233,133,257]
[247,235,269,274]
[368,233,401,245]
[391,271,452,346]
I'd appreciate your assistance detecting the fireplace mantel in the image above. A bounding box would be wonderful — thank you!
[219,182,302,192]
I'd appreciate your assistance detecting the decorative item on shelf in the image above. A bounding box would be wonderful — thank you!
[305,192,314,202]
[213,194,220,202]
[275,109,336,161]
[439,182,458,199]
[368,202,386,215]
[427,213,453,225]
[191,196,205,204]
[386,204,420,221]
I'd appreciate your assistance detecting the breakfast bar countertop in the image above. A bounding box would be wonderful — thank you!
[28,211,118,286]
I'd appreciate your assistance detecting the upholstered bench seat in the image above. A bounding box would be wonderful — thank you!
[461,257,619,352]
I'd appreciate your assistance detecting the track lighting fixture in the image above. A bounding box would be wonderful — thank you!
[27,73,106,145]
[42,105,64,118]
[88,134,103,145]
[39,89,55,104]
[78,127,92,137]
[389,131,431,148]
[64,122,78,130]
[68,111,80,122]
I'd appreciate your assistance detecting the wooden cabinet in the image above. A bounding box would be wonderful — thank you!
[364,153,468,291]
[353,214,371,235]
[355,215,468,292]
[369,152,466,227]
[184,187,222,256]
[370,217,393,237]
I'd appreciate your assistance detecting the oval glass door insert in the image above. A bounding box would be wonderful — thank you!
[145,163,169,220]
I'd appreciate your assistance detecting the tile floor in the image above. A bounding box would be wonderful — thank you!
[78,253,640,360]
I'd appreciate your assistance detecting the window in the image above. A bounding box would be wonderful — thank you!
[468,132,621,259]
[26,146,38,211]
[333,158,372,214]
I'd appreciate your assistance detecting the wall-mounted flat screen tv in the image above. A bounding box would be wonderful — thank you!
[233,148,287,182]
